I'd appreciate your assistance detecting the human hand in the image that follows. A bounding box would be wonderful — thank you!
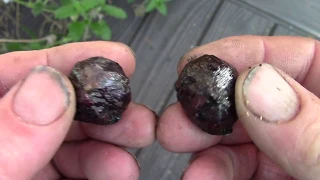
[157,36,320,180]
[0,41,156,180]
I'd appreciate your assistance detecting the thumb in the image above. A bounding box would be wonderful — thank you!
[235,63,320,180]
[0,66,75,180]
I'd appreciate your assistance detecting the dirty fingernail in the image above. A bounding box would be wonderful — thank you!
[243,64,299,123]
[14,66,71,125]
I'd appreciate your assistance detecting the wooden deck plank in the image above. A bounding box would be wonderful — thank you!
[128,0,222,111]
[201,1,275,44]
[237,0,320,38]
[272,25,313,37]
[98,1,147,44]
[134,1,278,179]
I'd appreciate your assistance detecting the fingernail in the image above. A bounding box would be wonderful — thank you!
[243,64,300,123]
[14,66,71,125]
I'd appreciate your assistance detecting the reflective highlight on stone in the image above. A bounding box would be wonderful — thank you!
[69,57,131,125]
[175,54,238,135]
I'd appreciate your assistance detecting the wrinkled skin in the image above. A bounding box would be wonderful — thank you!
[69,56,131,125]
[175,54,238,135]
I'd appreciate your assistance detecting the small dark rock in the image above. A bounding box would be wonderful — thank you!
[69,56,131,125]
[175,54,238,135]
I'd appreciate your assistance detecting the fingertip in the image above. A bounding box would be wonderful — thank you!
[0,66,76,179]
[157,103,221,153]
[80,141,139,180]
[177,35,264,75]
[182,146,234,180]
[110,41,136,76]
[235,63,320,179]
[82,102,156,148]
[183,144,258,180]
[54,141,140,180]
[47,41,136,77]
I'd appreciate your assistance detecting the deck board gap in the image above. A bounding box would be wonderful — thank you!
[196,0,224,46]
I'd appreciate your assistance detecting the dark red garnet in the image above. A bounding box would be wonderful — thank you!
[69,56,131,125]
[175,54,238,135]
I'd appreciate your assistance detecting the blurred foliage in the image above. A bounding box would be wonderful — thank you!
[0,0,171,53]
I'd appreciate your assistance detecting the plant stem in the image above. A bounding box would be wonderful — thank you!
[15,3,20,38]
[83,18,92,41]
[0,35,51,43]
[13,0,28,7]
[13,0,54,13]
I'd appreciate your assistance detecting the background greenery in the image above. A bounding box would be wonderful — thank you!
[0,0,170,53]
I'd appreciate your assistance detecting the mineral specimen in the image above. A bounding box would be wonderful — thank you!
[175,54,238,135]
[69,56,131,125]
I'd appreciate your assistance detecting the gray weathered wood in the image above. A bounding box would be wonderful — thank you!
[129,0,222,111]
[237,0,320,38]
[98,0,146,44]
[201,1,275,44]
[272,25,313,38]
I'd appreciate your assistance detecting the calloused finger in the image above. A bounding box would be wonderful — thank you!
[80,102,156,148]
[178,35,319,96]
[182,144,258,180]
[53,140,139,180]
[0,41,135,96]
[158,36,319,152]
[157,103,222,153]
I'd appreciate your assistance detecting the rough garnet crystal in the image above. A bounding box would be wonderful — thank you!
[175,54,238,135]
[69,56,131,125]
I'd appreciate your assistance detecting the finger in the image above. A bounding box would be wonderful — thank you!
[178,36,319,96]
[157,103,251,152]
[235,63,320,180]
[182,144,258,180]
[0,41,135,96]
[64,121,88,141]
[0,66,76,179]
[252,152,292,180]
[158,36,319,152]
[32,164,61,180]
[220,121,251,145]
[157,103,222,153]
[81,103,156,148]
[53,140,139,180]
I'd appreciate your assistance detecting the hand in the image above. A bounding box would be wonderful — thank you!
[0,41,156,180]
[157,36,320,180]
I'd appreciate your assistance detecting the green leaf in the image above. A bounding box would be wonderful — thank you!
[90,21,112,40]
[145,0,157,12]
[71,0,84,13]
[32,2,44,16]
[20,25,37,38]
[102,5,128,19]
[104,5,128,19]
[60,0,72,6]
[54,4,78,19]
[27,42,43,50]
[80,0,105,11]
[156,2,167,15]
[46,4,60,11]
[67,21,86,41]
[127,0,134,3]
[5,43,24,52]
